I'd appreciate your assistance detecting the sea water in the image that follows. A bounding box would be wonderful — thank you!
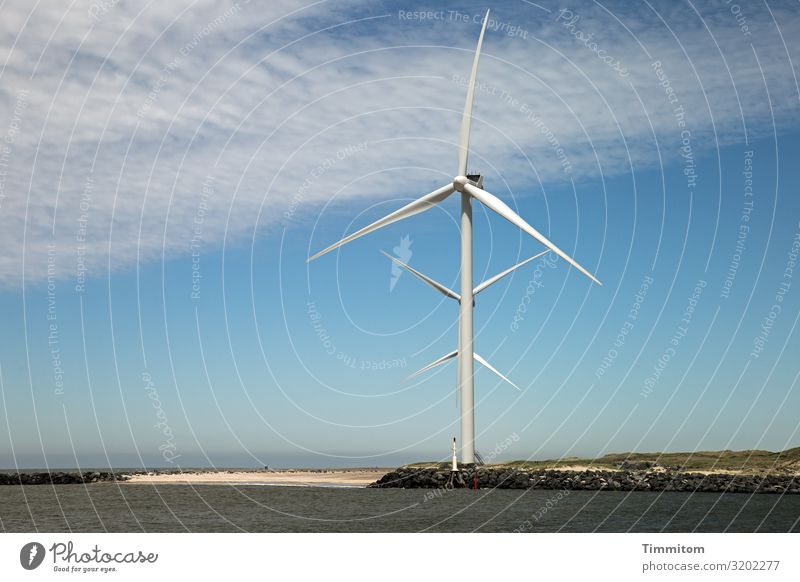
[1,485,798,532]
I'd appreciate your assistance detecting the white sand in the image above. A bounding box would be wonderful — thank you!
[125,469,389,487]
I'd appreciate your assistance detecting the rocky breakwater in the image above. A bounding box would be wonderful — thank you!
[0,471,131,485]
[369,465,800,494]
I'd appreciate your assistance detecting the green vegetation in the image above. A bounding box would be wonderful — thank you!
[406,448,800,475]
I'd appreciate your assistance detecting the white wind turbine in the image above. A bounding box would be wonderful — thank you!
[308,8,601,464]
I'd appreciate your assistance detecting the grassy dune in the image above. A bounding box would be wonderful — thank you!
[408,447,800,475]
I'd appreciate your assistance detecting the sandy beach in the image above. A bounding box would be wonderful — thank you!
[124,469,389,487]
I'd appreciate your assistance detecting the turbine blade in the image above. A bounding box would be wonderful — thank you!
[380,251,460,301]
[463,183,602,286]
[407,350,459,380]
[307,184,455,262]
[473,250,549,296]
[473,353,520,391]
[457,8,490,176]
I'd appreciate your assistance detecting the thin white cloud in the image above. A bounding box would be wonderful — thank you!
[0,0,798,285]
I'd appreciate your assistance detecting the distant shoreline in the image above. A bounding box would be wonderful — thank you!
[2,466,798,494]
[0,468,391,488]
[3,448,798,491]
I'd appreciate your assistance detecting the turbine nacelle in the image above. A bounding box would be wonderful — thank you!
[453,174,483,193]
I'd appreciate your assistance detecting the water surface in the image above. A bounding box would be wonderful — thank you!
[1,484,798,532]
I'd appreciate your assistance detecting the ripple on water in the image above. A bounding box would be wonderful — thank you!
[1,485,798,532]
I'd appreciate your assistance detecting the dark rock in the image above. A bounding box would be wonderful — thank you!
[0,471,133,485]
[367,466,799,494]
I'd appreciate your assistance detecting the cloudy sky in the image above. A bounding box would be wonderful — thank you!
[1,0,799,468]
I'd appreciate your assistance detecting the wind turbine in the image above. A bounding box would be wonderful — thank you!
[308,8,601,464]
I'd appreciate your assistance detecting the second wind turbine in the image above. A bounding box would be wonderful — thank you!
[308,8,601,464]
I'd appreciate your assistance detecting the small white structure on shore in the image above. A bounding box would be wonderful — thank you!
[451,437,459,472]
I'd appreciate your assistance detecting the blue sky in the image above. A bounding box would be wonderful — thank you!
[1,0,799,468]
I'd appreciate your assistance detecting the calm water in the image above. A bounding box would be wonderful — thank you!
[1,484,799,532]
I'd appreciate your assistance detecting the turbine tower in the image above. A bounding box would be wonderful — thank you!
[308,9,601,464]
